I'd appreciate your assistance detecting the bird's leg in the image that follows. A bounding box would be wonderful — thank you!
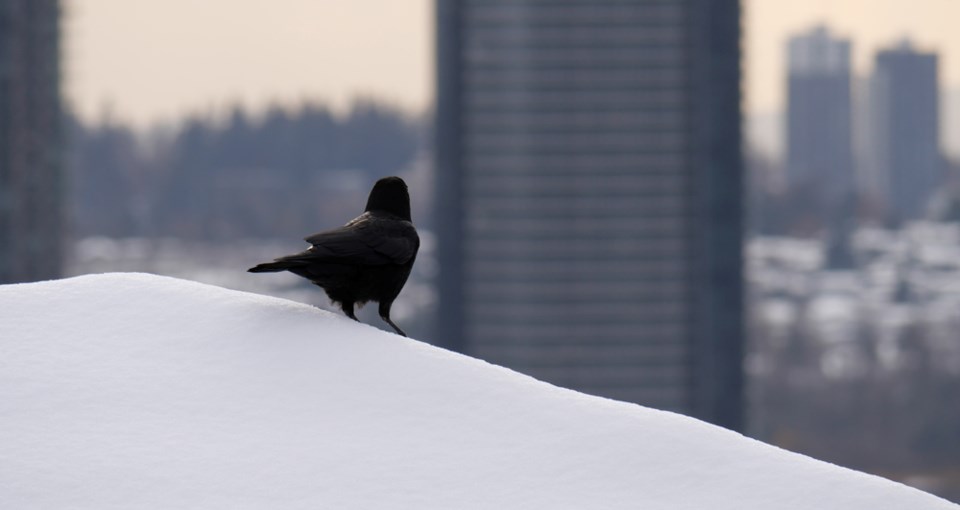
[378,301,407,337]
[384,318,407,337]
[342,301,360,322]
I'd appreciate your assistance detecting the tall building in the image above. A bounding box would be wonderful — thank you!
[864,40,941,220]
[0,0,63,283]
[786,26,853,203]
[435,0,743,430]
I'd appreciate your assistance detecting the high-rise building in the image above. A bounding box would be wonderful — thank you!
[864,40,941,220]
[786,26,854,203]
[0,0,63,283]
[435,0,743,430]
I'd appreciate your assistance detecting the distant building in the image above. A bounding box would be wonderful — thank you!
[786,26,854,206]
[435,0,743,430]
[864,40,941,220]
[0,0,63,283]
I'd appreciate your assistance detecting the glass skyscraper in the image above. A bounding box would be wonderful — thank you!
[865,41,941,220]
[0,0,63,283]
[786,26,854,204]
[435,0,743,430]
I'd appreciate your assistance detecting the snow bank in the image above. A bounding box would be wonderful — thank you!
[0,273,954,509]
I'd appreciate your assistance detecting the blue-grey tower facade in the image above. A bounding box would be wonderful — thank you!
[0,0,63,283]
[865,41,941,220]
[786,26,854,203]
[435,0,743,430]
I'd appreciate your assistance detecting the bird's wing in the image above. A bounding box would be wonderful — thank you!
[302,217,418,265]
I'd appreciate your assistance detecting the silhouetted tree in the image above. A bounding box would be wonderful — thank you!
[68,100,425,240]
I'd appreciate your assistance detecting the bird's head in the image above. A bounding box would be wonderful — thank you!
[365,176,412,221]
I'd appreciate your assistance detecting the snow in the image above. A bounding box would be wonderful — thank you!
[1,273,955,510]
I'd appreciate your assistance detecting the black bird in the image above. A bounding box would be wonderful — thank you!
[248,176,419,336]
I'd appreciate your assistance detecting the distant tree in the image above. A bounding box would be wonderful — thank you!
[66,114,150,237]
[68,100,426,240]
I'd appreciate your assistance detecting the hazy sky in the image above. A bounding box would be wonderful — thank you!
[63,0,433,126]
[64,0,960,127]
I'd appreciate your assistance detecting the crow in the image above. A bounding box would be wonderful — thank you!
[248,176,419,336]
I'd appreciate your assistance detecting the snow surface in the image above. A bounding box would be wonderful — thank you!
[1,273,955,510]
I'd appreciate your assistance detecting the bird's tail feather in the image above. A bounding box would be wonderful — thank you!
[248,260,296,273]
[248,249,319,273]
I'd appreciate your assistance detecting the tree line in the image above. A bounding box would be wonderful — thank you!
[67,100,426,240]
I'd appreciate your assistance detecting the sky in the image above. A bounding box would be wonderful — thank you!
[63,0,433,126]
[64,1,960,128]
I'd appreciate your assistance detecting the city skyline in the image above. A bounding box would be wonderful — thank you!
[64,1,960,128]
[778,26,942,227]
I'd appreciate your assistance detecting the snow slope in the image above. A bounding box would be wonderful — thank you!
[0,273,955,509]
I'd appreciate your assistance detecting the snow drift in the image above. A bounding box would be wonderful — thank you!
[0,273,955,509]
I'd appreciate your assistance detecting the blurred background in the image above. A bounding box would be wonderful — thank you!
[1,0,958,502]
